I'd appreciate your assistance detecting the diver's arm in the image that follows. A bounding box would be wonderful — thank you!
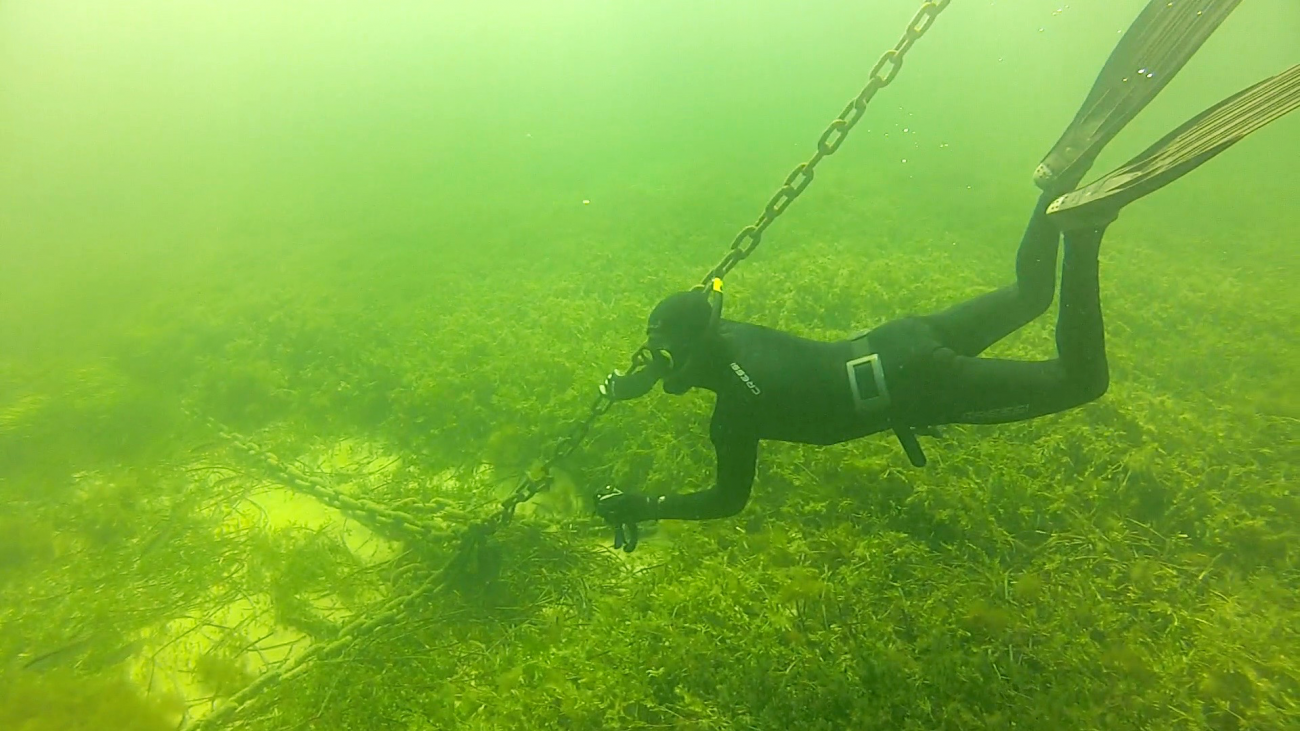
[654,414,757,521]
[600,355,668,402]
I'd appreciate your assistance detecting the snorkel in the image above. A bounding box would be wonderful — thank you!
[604,278,723,400]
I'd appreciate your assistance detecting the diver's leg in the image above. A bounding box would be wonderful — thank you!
[924,66,1300,424]
[930,227,1108,425]
[1036,0,1242,193]
[1049,64,1300,230]
[920,191,1060,357]
[1055,227,1108,402]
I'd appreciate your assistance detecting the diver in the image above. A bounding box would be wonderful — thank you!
[593,0,1300,552]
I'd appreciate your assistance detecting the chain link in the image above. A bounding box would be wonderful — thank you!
[482,393,612,534]
[202,416,458,544]
[702,0,951,286]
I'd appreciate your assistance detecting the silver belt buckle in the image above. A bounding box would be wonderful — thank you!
[846,352,891,413]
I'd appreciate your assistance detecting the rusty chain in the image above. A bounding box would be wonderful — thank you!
[701,0,952,285]
[202,415,460,545]
[188,568,446,731]
[187,403,613,731]
[480,393,613,534]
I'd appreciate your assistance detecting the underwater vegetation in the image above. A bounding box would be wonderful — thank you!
[1,2,1297,728]
[0,671,181,731]
[0,225,1295,730]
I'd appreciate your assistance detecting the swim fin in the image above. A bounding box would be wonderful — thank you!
[1035,0,1243,194]
[1047,64,1300,230]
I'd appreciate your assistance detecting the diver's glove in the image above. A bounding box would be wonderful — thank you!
[599,366,661,402]
[593,486,657,552]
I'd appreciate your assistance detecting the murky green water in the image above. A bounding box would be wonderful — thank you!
[2,2,1297,729]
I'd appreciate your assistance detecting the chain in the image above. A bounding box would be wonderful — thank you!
[701,0,952,285]
[187,396,614,729]
[192,389,611,560]
[201,416,458,545]
[187,569,446,731]
[188,415,531,730]
[480,393,613,535]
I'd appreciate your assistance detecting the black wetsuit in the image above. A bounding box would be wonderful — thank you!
[656,193,1110,521]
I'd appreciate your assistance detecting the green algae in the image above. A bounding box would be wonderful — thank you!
[0,1,1297,729]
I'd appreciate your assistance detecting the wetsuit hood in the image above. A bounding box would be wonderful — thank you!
[646,290,713,351]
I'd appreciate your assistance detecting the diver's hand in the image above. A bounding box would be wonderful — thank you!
[599,366,660,402]
[593,486,656,552]
[598,370,624,400]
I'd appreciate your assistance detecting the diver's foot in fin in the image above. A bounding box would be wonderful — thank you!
[1034,0,1243,195]
[1047,65,1300,231]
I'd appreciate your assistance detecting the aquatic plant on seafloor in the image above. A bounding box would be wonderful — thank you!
[0,671,182,731]
[0,184,1296,730]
